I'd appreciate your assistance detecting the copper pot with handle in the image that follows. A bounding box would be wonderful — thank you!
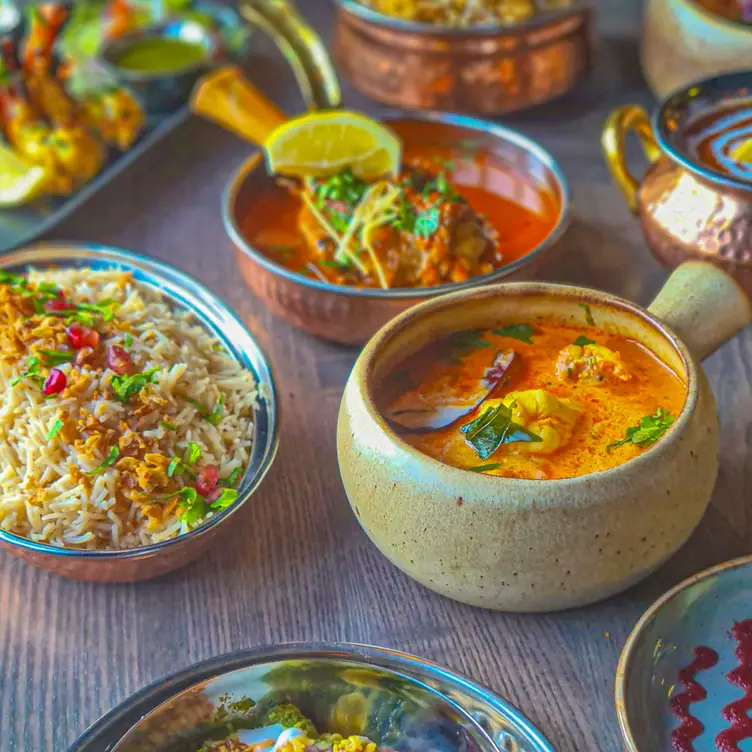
[602,71,752,298]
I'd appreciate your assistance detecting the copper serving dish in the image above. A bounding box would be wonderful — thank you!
[191,66,570,345]
[602,71,752,298]
[0,243,278,583]
[330,0,594,115]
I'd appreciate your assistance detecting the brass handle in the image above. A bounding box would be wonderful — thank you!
[239,0,342,111]
[191,66,288,145]
[601,105,661,214]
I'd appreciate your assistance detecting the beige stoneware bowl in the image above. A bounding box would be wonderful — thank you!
[337,262,752,612]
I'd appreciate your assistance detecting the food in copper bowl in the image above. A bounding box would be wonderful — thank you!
[0,243,277,582]
[192,67,568,344]
[378,317,686,479]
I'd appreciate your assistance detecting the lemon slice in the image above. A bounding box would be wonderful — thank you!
[264,111,402,180]
[731,138,752,165]
[0,145,48,207]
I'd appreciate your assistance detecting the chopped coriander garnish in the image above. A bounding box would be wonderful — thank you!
[573,335,596,347]
[11,356,41,386]
[492,324,535,344]
[160,421,177,431]
[223,467,242,487]
[319,259,350,271]
[157,486,207,525]
[210,488,238,510]
[414,206,441,238]
[167,456,182,478]
[606,408,675,453]
[212,343,223,352]
[185,442,201,465]
[111,367,160,403]
[578,303,595,326]
[208,395,225,426]
[86,446,120,475]
[45,418,63,440]
[38,349,75,365]
[124,333,133,349]
[0,270,27,287]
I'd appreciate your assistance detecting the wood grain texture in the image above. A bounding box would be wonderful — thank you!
[1,1,751,750]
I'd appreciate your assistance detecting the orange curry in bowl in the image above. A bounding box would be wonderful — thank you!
[376,311,687,479]
[242,120,560,289]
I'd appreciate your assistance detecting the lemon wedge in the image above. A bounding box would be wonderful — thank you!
[731,138,752,165]
[264,111,402,180]
[0,145,48,206]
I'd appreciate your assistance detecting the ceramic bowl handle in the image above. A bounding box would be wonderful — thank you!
[601,105,662,214]
[648,262,752,361]
[239,0,342,111]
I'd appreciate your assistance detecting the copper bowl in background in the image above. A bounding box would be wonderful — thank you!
[0,243,278,583]
[330,0,594,115]
[223,111,571,346]
[602,71,752,299]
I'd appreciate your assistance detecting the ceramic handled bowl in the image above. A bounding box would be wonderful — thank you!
[602,72,752,299]
[641,0,752,99]
[337,262,751,612]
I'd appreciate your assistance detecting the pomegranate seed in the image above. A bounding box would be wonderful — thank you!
[107,345,133,375]
[42,368,67,396]
[66,323,99,350]
[195,464,219,497]
[45,295,69,312]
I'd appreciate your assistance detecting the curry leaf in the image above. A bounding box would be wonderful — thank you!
[492,324,535,344]
[606,408,675,453]
[468,463,502,473]
[86,446,120,475]
[461,404,542,460]
[573,335,596,347]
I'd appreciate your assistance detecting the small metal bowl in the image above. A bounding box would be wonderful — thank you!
[69,642,556,752]
[100,19,219,113]
[224,112,571,345]
[0,242,278,583]
[330,0,594,115]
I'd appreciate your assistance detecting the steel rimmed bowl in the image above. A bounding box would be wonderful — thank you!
[615,554,752,752]
[0,241,278,583]
[224,110,571,345]
[69,642,557,752]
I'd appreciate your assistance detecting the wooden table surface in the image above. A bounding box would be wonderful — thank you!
[2,1,751,750]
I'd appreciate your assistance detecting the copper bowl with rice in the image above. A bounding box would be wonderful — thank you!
[0,242,278,582]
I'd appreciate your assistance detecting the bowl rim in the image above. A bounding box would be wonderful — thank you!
[681,0,752,34]
[69,640,557,752]
[331,0,592,35]
[613,553,752,752]
[347,278,696,489]
[223,110,572,301]
[0,241,279,561]
[99,18,218,82]
[653,70,752,195]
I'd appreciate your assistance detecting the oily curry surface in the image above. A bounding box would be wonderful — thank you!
[378,319,687,480]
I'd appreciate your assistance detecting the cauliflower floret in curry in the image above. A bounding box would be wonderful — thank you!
[486,389,581,455]
[555,343,631,385]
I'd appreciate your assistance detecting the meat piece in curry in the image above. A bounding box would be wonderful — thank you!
[293,159,499,288]
[378,318,687,480]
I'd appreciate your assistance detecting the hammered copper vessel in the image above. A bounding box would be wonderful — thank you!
[331,0,594,115]
[602,72,752,298]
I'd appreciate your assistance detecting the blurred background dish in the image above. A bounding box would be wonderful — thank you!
[70,642,556,752]
[602,71,752,300]
[193,67,570,345]
[641,0,752,98]
[329,0,594,115]
[0,242,278,583]
[615,554,752,752]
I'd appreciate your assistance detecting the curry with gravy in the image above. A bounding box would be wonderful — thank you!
[243,122,559,290]
[378,315,686,479]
